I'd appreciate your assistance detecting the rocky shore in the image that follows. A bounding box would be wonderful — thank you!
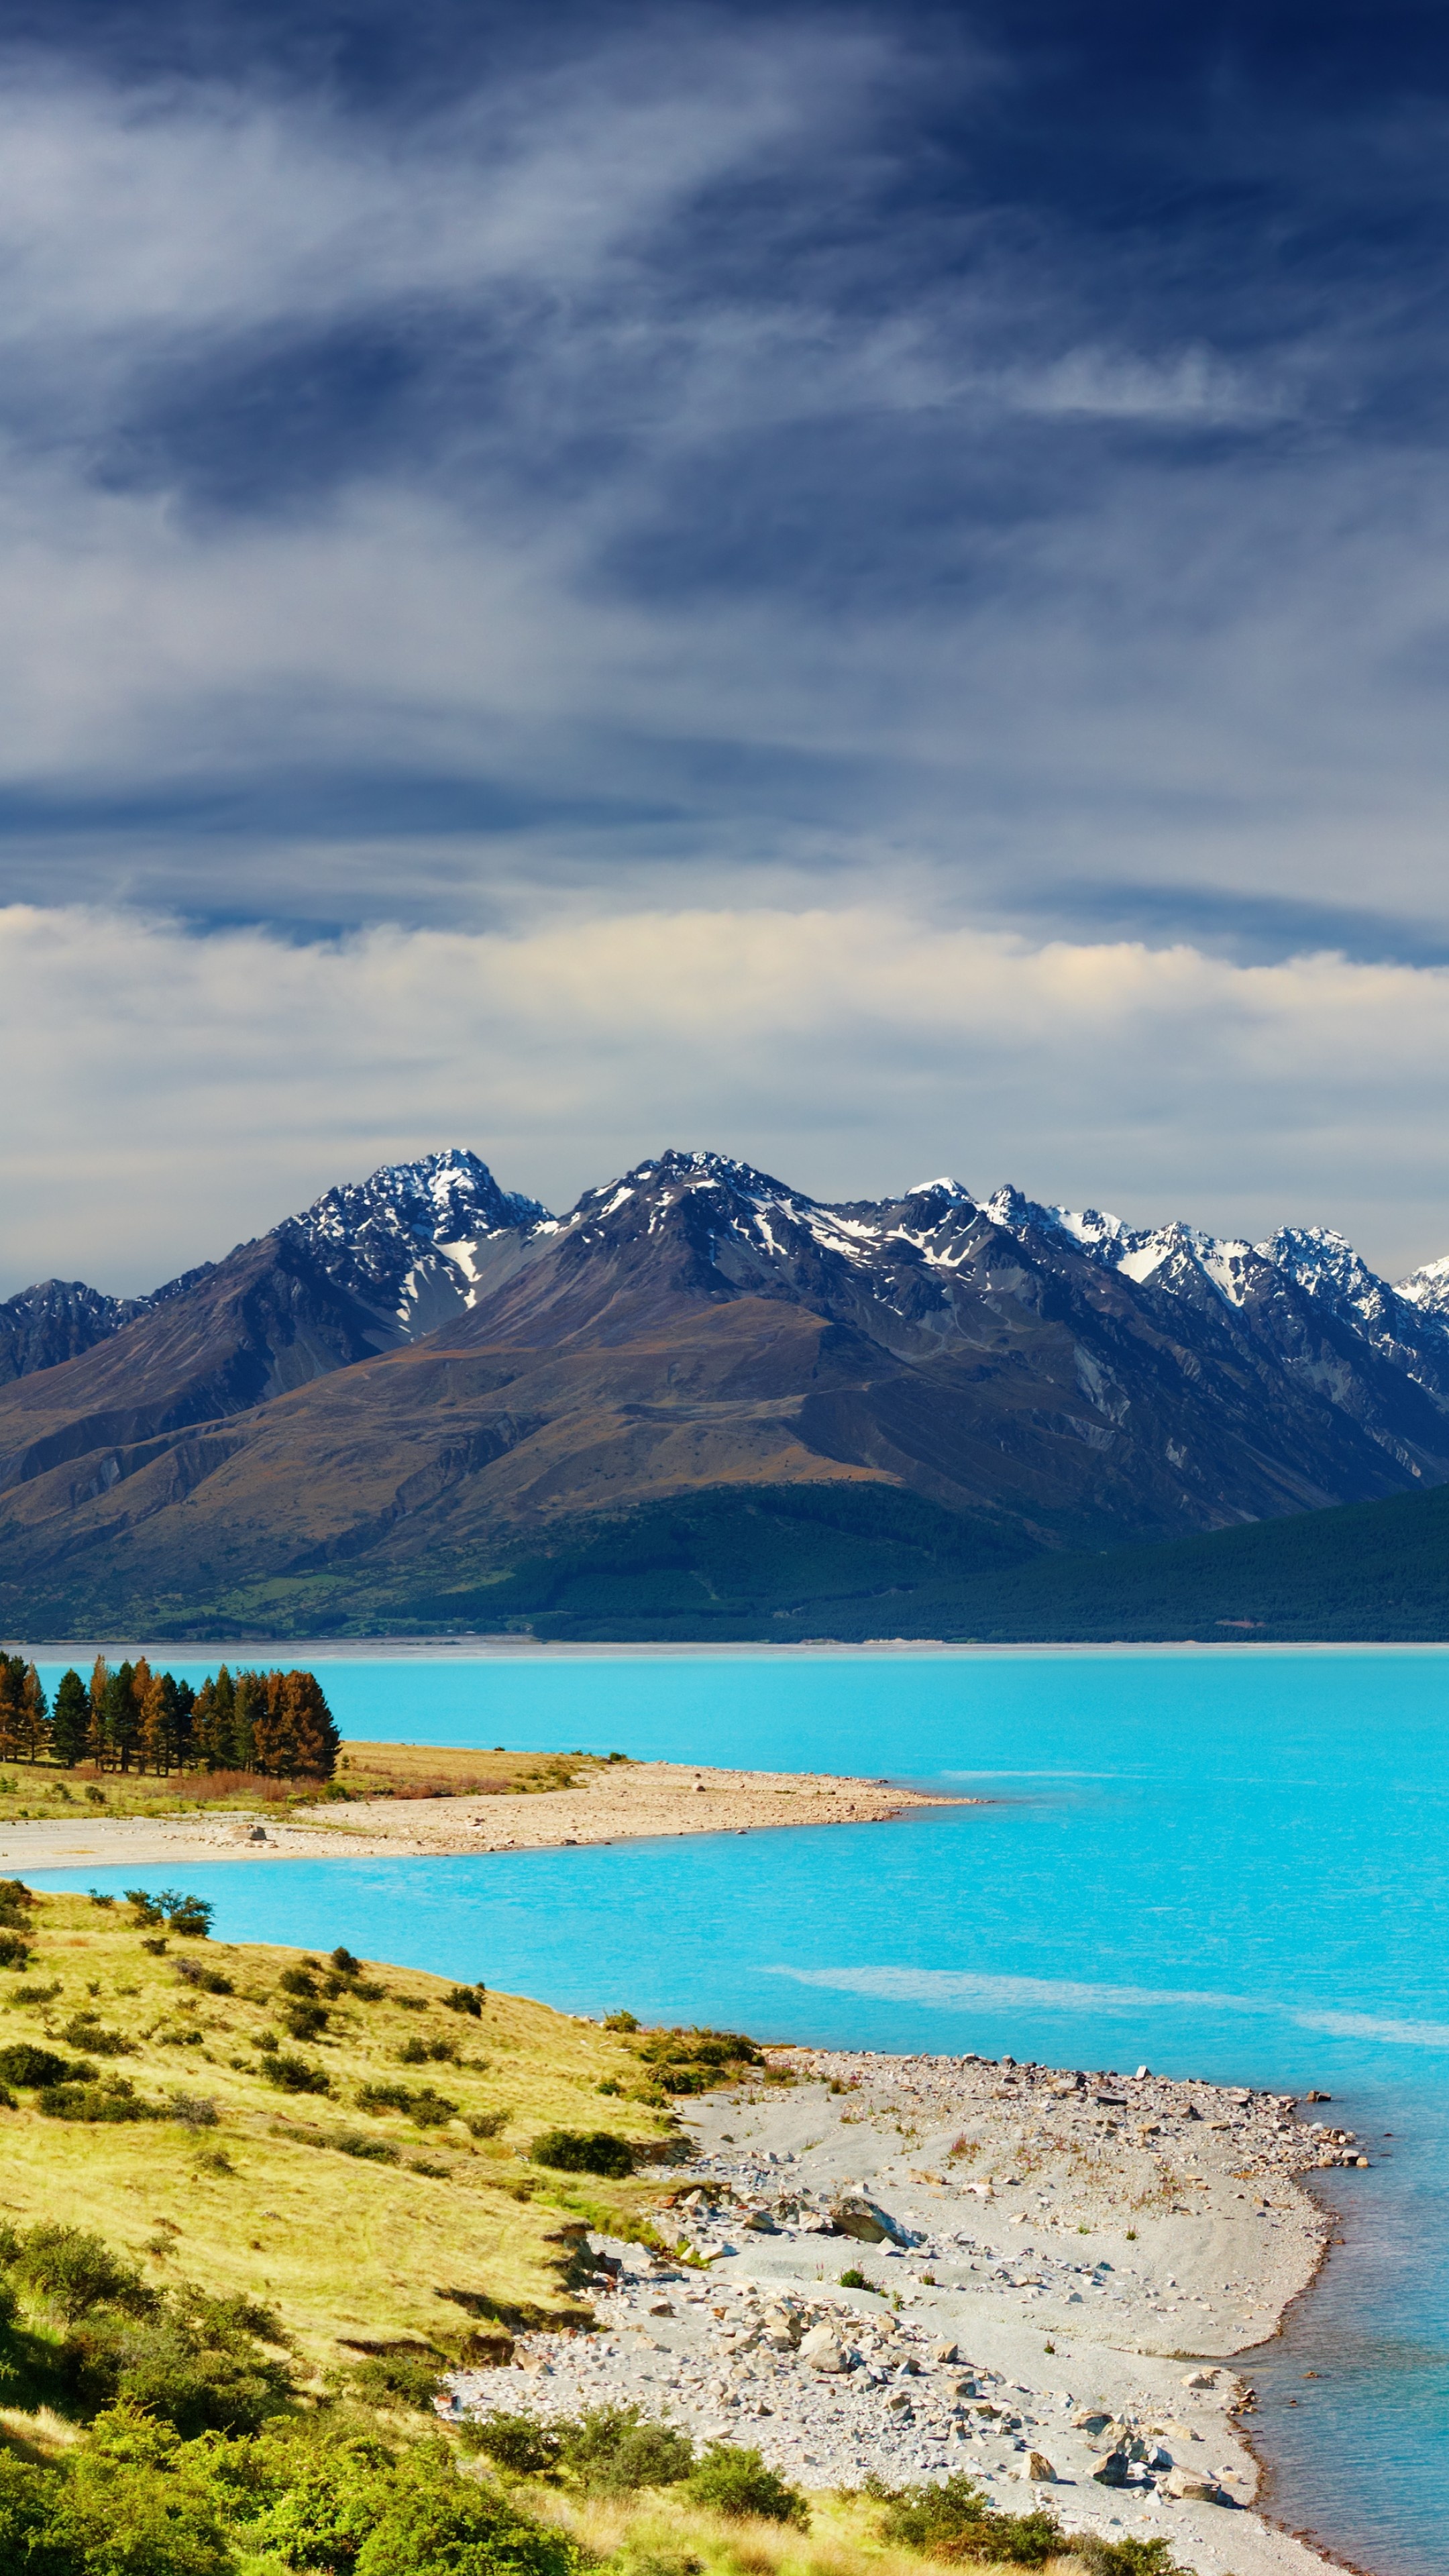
[451,2045,1364,2576]
[0,1760,957,1871]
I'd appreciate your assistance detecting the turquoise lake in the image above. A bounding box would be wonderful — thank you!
[30,1646,1449,2576]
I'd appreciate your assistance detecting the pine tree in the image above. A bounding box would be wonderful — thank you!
[252,1670,291,1778]
[0,1657,22,1763]
[50,1670,91,1770]
[193,1666,236,1772]
[128,1660,152,1772]
[137,1670,172,1776]
[232,1671,263,1773]
[172,1679,197,1772]
[106,1662,139,1774]
[19,1665,50,1764]
[88,1656,112,1770]
[286,1670,340,1780]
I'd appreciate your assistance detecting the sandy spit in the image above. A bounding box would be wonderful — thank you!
[455,2047,1367,2576]
[0,1762,961,1871]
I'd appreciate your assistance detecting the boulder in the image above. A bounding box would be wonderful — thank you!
[1072,2410,1112,2434]
[830,2194,910,2246]
[1181,2368,1218,2389]
[1021,2453,1057,2483]
[800,2325,850,2373]
[1163,2465,1228,2503]
[931,2338,961,2363]
[1089,2451,1130,2486]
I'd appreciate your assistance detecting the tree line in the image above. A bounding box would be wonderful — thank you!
[0,1655,340,1780]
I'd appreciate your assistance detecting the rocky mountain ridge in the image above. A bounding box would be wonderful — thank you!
[3,1143,1449,1636]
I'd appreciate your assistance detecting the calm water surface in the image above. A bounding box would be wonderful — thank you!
[32,1647,1449,2576]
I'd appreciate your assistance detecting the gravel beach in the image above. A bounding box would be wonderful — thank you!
[451,2045,1364,2576]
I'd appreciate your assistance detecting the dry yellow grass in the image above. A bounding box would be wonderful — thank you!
[0,1890,678,2377]
[530,2489,1095,2576]
[0,1740,610,1823]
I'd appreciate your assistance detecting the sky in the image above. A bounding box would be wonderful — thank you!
[6,0,1449,1291]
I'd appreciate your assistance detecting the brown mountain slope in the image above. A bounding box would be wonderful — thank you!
[5,1150,1449,1635]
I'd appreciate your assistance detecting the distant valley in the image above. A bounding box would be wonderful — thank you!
[3,1146,1448,1640]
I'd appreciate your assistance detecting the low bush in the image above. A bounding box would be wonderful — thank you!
[63,2287,294,2435]
[839,2267,867,2288]
[398,2034,458,2065]
[442,1984,484,2018]
[458,2410,563,2475]
[1075,2541,1183,2576]
[168,2092,220,2128]
[0,1878,36,1931]
[174,1960,234,1996]
[0,1933,31,1970]
[278,1964,319,1998]
[331,2130,401,2164]
[559,2404,695,2495]
[356,2081,460,2125]
[329,1945,362,1976]
[0,2041,95,2087]
[879,2475,1062,2565]
[39,2078,167,2122]
[345,2349,445,2410]
[10,1980,61,2004]
[686,2442,808,2525]
[10,2224,158,2321]
[262,2052,332,2096]
[467,2109,508,2139]
[530,2127,635,2178]
[282,2000,330,2041]
[60,2014,132,2055]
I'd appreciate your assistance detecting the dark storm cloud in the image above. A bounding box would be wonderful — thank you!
[0,1,1444,959]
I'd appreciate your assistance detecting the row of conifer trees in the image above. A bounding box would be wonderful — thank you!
[0,1653,340,1780]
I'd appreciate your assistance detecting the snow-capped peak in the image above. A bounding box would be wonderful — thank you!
[1397,1252,1449,1318]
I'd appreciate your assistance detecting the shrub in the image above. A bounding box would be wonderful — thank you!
[11,2224,157,2321]
[603,2010,639,2032]
[879,2476,1062,2565]
[174,1960,234,1996]
[398,2035,458,2065]
[686,2443,808,2525]
[60,2015,131,2055]
[559,2405,694,2495]
[333,2131,401,2165]
[278,1965,319,1998]
[262,2051,332,2096]
[1075,2542,1183,2576]
[125,1888,214,1939]
[356,2082,459,2124]
[351,2450,579,2576]
[0,1878,36,1931]
[839,2267,867,2288]
[11,1980,62,2004]
[283,2001,330,2041]
[39,2080,167,2123]
[330,1946,362,1976]
[530,2128,635,2178]
[442,1985,484,2018]
[63,2289,293,2435]
[347,2349,445,2411]
[0,2042,95,2087]
[459,2412,563,2475]
[168,2094,220,2129]
[0,1933,30,1970]
[467,2110,508,2139]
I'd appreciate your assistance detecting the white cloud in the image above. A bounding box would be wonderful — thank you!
[5,898,1449,1293]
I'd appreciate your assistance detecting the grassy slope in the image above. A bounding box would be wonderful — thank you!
[0,1744,610,1827]
[0,1894,678,2388]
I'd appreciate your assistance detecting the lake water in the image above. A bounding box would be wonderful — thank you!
[30,1646,1449,2576]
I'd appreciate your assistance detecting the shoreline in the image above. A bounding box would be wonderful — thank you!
[20,1638,1449,1660]
[461,2041,1362,2576]
[0,1759,963,1870]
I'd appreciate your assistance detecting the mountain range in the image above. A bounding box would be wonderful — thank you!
[3,1145,1449,1640]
